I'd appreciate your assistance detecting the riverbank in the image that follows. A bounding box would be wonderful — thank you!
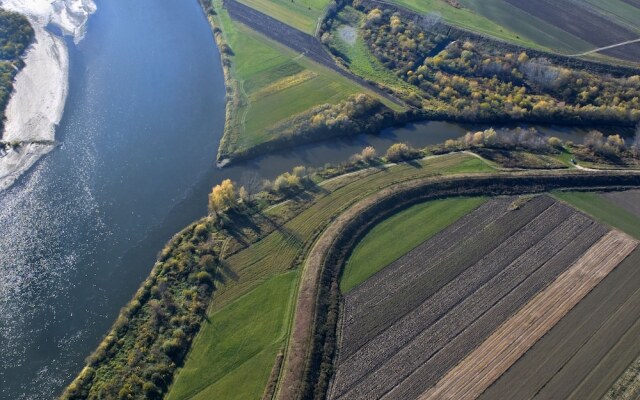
[0,0,96,191]
[201,0,639,167]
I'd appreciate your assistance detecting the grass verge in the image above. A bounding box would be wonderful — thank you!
[554,191,640,239]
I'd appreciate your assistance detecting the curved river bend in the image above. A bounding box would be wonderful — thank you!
[0,0,610,398]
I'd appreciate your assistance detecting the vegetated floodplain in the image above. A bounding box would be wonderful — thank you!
[0,9,34,133]
[210,0,395,160]
[326,6,419,96]
[165,153,493,399]
[340,196,487,293]
[236,0,331,34]
[554,191,640,239]
[330,195,628,399]
[352,7,640,124]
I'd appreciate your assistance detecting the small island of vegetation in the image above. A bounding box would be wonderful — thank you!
[0,9,34,135]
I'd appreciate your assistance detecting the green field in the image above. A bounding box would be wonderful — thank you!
[389,0,638,58]
[168,271,298,400]
[212,0,394,156]
[236,0,331,34]
[554,191,640,239]
[457,0,594,54]
[340,196,487,293]
[387,0,544,49]
[166,153,494,399]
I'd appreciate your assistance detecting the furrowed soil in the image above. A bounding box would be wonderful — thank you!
[480,248,640,400]
[330,196,612,399]
[420,231,638,400]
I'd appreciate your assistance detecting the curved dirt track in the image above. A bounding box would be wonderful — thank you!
[274,169,640,400]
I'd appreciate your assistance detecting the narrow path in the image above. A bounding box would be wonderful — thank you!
[569,38,640,56]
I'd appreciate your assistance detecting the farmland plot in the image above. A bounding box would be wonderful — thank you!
[504,0,640,62]
[601,189,640,219]
[330,195,636,400]
[420,230,638,400]
[480,248,640,400]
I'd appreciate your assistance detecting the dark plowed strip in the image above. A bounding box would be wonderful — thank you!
[540,288,640,399]
[383,223,608,400]
[620,0,640,10]
[339,196,555,359]
[505,0,640,62]
[479,249,640,400]
[331,202,581,397]
[343,197,514,324]
[334,208,605,399]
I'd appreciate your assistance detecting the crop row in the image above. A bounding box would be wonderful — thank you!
[386,221,609,400]
[341,196,513,326]
[338,195,555,358]
[333,204,604,399]
[481,248,640,400]
[421,231,638,400]
[332,204,597,397]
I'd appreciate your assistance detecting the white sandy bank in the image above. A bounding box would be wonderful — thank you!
[0,0,96,192]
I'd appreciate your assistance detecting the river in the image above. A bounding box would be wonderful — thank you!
[0,0,622,399]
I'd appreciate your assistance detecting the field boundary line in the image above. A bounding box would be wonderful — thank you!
[568,38,640,57]
[419,230,638,400]
[275,171,640,400]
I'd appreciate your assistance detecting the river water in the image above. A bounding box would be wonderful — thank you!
[0,0,624,399]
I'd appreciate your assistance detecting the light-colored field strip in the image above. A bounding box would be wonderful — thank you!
[419,230,638,400]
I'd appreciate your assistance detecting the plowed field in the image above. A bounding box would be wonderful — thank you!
[330,195,638,399]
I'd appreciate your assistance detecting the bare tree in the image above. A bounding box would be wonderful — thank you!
[240,170,263,199]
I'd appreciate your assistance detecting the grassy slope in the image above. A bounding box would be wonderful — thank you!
[340,196,487,293]
[214,0,395,155]
[554,191,640,239]
[236,0,331,34]
[392,0,639,58]
[387,0,544,49]
[167,154,494,399]
[329,7,417,94]
[167,271,298,400]
[457,0,593,54]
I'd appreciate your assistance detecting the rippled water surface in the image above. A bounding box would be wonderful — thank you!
[0,0,624,398]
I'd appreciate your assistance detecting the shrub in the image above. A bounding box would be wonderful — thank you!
[386,143,420,162]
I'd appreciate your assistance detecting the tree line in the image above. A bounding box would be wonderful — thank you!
[357,7,640,125]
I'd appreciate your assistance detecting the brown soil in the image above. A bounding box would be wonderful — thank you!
[419,231,638,400]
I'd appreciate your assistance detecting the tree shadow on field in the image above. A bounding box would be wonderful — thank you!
[260,213,303,247]
[407,159,423,168]
[215,260,239,285]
